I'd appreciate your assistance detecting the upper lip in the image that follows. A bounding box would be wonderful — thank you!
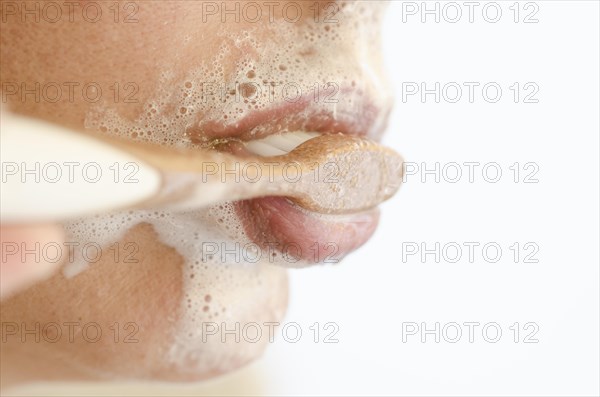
[183,84,392,144]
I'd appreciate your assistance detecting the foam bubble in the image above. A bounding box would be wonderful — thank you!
[84,1,390,148]
[70,0,390,373]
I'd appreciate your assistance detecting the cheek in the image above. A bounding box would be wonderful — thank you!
[0,222,288,382]
[0,3,192,128]
[0,223,186,379]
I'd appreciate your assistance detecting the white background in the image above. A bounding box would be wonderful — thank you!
[258,1,600,395]
[10,1,599,396]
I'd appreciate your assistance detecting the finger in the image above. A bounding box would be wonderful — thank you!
[0,224,65,300]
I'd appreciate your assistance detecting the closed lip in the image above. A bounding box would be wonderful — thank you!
[190,84,393,265]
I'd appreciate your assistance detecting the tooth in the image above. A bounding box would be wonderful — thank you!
[266,135,293,151]
[244,140,289,157]
[245,132,321,157]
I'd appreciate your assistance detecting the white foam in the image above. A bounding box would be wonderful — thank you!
[68,1,390,374]
[64,204,287,374]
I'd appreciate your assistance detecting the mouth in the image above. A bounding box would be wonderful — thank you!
[183,86,394,265]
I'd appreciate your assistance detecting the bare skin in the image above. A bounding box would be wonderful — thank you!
[1,0,390,387]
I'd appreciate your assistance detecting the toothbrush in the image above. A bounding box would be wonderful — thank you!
[1,112,403,223]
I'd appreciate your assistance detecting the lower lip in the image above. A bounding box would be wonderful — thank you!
[235,197,379,265]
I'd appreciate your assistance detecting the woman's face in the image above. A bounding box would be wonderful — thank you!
[1,0,392,383]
